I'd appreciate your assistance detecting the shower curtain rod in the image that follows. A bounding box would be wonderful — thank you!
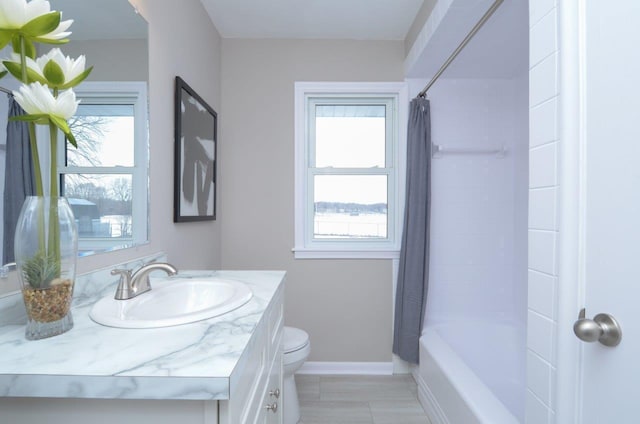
[417,0,504,98]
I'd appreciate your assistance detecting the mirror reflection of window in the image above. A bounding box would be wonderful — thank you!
[59,82,148,254]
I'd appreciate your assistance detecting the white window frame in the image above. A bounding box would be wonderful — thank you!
[57,81,149,252]
[293,82,408,259]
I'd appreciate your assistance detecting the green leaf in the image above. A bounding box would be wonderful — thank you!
[65,130,77,148]
[11,35,17,51]
[26,67,47,84]
[10,114,50,125]
[12,35,36,59]
[4,61,47,84]
[21,12,60,37]
[0,30,12,50]
[2,61,23,81]
[32,37,69,45]
[49,114,68,131]
[21,250,60,288]
[60,66,93,89]
[43,59,65,86]
[50,115,77,148]
[0,70,7,80]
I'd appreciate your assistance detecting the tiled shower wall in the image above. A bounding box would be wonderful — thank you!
[526,0,559,423]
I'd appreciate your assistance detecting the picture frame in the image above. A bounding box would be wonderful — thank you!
[174,76,217,222]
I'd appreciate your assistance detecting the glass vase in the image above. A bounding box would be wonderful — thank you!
[14,196,78,340]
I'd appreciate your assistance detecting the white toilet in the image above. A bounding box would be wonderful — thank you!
[283,326,310,424]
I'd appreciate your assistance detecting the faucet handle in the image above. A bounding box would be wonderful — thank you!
[111,268,132,280]
[112,268,133,300]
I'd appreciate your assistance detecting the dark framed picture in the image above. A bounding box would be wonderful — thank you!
[174,76,217,222]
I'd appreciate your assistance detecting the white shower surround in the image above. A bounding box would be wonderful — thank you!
[406,74,528,423]
[404,0,530,414]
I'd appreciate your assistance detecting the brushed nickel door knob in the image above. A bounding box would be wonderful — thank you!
[574,308,622,347]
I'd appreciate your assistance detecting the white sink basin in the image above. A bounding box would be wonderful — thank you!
[90,277,253,329]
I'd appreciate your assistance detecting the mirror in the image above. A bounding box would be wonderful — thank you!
[0,0,149,262]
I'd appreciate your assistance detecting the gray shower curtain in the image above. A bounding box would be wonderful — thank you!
[3,96,34,264]
[393,97,431,364]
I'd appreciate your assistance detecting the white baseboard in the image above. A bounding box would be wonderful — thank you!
[296,361,394,375]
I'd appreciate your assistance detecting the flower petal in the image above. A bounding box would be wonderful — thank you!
[34,48,87,87]
[37,18,72,42]
[11,81,78,120]
[24,0,52,23]
[55,88,79,119]
[0,0,27,29]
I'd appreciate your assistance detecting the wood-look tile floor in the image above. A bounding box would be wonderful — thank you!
[296,374,432,424]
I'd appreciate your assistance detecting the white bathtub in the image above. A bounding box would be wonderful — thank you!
[416,324,523,424]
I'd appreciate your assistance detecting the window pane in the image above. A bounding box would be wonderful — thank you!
[313,175,387,239]
[315,105,386,168]
[67,104,135,167]
[62,174,134,239]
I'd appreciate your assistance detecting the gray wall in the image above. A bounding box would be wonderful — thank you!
[64,39,148,82]
[220,39,404,362]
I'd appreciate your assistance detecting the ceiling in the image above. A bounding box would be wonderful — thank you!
[201,0,528,79]
[199,0,425,40]
[406,0,529,79]
[50,1,527,79]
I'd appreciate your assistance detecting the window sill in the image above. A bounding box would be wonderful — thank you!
[292,247,400,260]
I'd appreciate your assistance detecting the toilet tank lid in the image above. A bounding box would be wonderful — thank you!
[284,326,309,353]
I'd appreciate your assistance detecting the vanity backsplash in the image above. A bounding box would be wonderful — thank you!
[0,252,167,326]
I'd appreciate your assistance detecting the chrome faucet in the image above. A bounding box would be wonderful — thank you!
[112,262,178,300]
[0,262,16,279]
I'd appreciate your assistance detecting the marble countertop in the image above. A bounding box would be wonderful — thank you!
[0,269,285,401]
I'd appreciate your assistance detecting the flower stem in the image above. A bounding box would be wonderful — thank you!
[27,124,44,196]
[19,36,27,83]
[48,122,61,270]
[20,35,47,265]
[19,35,44,196]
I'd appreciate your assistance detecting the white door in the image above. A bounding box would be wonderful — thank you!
[577,0,640,422]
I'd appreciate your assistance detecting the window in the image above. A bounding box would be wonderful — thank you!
[57,82,148,253]
[294,82,408,259]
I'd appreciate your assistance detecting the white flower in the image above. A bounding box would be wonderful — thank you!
[13,81,78,120]
[37,48,85,84]
[0,0,49,29]
[37,17,72,42]
[0,0,72,41]
[4,51,44,76]
[3,49,90,88]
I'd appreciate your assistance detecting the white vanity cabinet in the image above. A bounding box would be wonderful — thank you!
[220,289,283,424]
[0,271,285,424]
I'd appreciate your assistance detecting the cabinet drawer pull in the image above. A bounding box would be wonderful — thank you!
[265,402,278,413]
[269,388,280,399]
